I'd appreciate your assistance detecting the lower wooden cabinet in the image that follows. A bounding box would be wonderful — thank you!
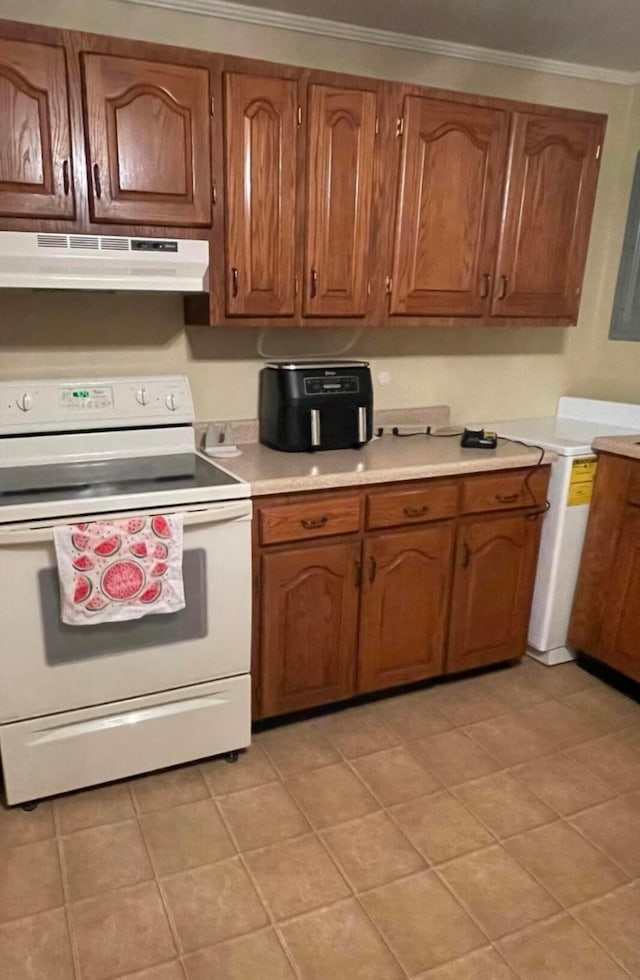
[447,513,542,673]
[598,507,640,679]
[259,541,360,716]
[254,468,549,719]
[358,525,454,692]
[570,453,640,683]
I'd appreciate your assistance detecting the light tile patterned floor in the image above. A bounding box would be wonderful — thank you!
[1,657,640,979]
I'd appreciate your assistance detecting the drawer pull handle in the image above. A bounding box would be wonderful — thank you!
[497,275,508,300]
[369,556,377,582]
[301,515,328,529]
[496,492,519,503]
[480,273,492,298]
[403,504,429,518]
[310,267,318,298]
[231,267,239,297]
[354,561,362,587]
[62,159,70,196]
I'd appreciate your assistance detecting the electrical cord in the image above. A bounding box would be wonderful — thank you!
[495,436,551,519]
[376,426,551,519]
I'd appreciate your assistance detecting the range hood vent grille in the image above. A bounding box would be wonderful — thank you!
[3,232,209,292]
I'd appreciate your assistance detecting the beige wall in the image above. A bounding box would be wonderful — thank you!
[0,0,637,422]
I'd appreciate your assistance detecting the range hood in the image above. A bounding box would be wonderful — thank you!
[0,232,209,291]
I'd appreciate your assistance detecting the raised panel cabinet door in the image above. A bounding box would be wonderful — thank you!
[447,513,542,672]
[390,96,509,316]
[81,53,211,226]
[304,84,377,317]
[0,38,73,219]
[358,525,454,693]
[224,73,297,317]
[492,113,602,318]
[260,541,360,716]
[598,507,640,683]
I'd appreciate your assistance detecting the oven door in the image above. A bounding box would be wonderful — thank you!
[0,501,252,722]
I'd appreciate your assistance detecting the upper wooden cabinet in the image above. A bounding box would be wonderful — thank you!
[223,72,298,317]
[493,113,602,319]
[0,19,607,323]
[81,53,212,226]
[390,96,509,317]
[0,38,74,219]
[304,84,378,318]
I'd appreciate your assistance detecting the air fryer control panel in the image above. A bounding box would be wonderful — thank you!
[303,375,360,396]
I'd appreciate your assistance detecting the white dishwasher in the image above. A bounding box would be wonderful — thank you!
[484,397,640,665]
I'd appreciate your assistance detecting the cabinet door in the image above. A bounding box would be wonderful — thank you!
[0,38,73,219]
[492,113,602,318]
[260,541,360,716]
[358,525,454,693]
[81,53,211,226]
[224,73,298,317]
[598,507,640,683]
[448,513,542,672]
[304,84,377,317]
[390,96,508,316]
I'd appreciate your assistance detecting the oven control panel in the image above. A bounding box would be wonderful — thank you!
[0,376,194,434]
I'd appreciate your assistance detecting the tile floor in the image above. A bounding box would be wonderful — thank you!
[2,657,640,979]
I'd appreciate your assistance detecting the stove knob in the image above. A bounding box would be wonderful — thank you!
[136,387,149,406]
[165,393,179,412]
[17,392,33,412]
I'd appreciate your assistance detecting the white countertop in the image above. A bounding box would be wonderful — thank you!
[214,436,557,496]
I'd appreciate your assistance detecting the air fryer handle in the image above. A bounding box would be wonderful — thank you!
[357,405,368,445]
[310,408,321,448]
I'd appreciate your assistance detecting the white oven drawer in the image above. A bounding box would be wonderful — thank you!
[0,674,250,805]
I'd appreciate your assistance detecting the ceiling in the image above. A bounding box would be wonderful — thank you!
[224,0,640,73]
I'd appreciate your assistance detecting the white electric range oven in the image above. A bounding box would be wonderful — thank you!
[0,375,252,806]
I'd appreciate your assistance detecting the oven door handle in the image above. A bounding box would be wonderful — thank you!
[0,502,252,546]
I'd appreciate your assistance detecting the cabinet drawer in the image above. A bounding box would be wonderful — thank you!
[258,495,361,545]
[461,467,548,515]
[366,482,458,529]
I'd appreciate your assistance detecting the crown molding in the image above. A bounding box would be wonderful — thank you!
[121,0,640,86]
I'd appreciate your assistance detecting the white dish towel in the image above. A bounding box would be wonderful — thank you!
[53,515,186,626]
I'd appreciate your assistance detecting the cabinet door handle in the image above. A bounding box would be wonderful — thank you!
[92,163,102,199]
[354,561,363,587]
[497,275,508,300]
[368,556,377,582]
[62,159,70,196]
[462,542,471,568]
[496,492,519,504]
[310,267,318,298]
[301,515,328,530]
[231,267,239,297]
[403,504,429,518]
[480,273,492,298]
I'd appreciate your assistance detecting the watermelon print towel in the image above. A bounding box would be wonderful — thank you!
[53,515,186,625]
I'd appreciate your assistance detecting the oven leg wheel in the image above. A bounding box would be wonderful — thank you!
[21,800,39,812]
[225,750,240,764]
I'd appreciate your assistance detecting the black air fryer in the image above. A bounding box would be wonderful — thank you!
[259,361,374,452]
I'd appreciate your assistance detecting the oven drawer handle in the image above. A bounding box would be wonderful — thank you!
[0,503,252,545]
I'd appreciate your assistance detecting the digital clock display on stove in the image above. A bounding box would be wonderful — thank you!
[59,386,114,410]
